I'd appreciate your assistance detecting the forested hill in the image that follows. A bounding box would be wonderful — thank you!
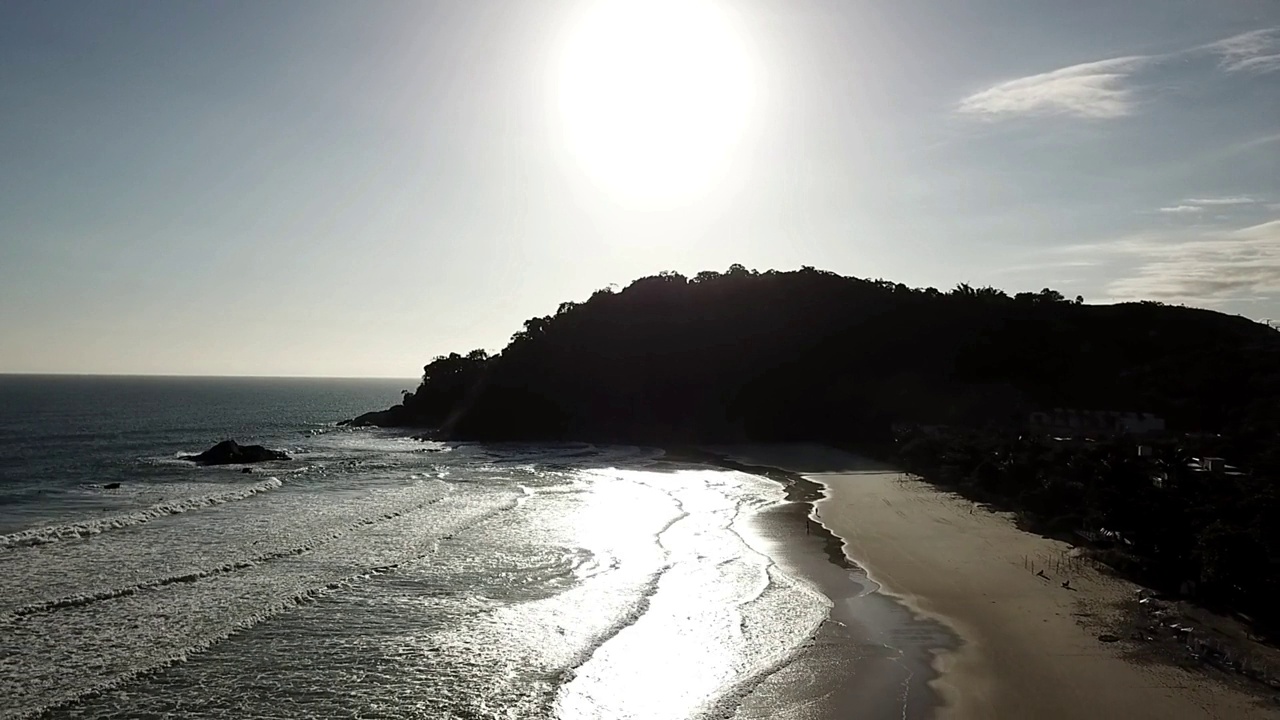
[353,266,1280,444]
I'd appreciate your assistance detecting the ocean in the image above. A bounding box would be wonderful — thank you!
[0,375,845,719]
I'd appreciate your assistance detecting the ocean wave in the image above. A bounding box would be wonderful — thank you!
[0,477,284,549]
[567,566,668,671]
[0,492,530,719]
[3,494,447,620]
[553,507,688,693]
[703,565,834,720]
[4,573,379,720]
[2,488,527,720]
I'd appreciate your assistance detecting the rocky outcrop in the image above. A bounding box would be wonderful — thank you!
[338,407,410,427]
[184,440,289,466]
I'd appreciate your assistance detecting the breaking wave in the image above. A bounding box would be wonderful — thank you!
[4,494,446,619]
[0,477,284,549]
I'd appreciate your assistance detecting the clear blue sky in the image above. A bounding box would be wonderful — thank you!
[3,0,1278,377]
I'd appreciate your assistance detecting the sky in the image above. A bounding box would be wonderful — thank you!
[2,0,1278,377]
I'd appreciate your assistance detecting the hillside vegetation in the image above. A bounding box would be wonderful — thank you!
[357,265,1280,444]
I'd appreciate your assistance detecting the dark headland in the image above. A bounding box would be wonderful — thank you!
[350,266,1278,444]
[349,265,1280,711]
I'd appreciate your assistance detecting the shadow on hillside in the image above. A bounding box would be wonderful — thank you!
[701,442,901,475]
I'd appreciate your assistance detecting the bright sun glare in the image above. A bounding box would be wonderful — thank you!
[557,0,755,200]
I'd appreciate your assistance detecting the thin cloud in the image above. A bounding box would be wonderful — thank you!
[1155,196,1262,215]
[1205,28,1280,74]
[961,27,1280,120]
[957,56,1150,119]
[1184,196,1258,206]
[990,259,1101,275]
[1240,131,1280,149]
[1071,219,1280,304]
[1212,131,1280,161]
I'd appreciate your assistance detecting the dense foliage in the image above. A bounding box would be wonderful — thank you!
[360,265,1280,443]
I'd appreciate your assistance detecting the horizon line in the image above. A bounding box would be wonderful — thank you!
[0,372,418,381]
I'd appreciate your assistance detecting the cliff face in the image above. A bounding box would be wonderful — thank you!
[356,268,1280,443]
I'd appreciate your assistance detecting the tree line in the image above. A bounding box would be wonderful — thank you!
[358,265,1279,445]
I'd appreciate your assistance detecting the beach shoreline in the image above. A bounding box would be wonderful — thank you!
[662,445,954,719]
[730,480,955,720]
[708,444,1280,720]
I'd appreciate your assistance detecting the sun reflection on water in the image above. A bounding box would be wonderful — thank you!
[555,467,828,719]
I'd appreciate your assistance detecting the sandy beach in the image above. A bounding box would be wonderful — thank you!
[722,444,1280,720]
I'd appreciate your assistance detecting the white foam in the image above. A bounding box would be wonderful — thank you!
[3,492,448,620]
[0,477,284,549]
[1,487,524,719]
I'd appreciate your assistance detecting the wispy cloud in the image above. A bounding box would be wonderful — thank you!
[990,259,1101,275]
[1211,131,1280,162]
[1070,219,1280,304]
[1183,196,1259,206]
[958,56,1150,119]
[1204,28,1280,74]
[1156,196,1263,214]
[961,27,1280,120]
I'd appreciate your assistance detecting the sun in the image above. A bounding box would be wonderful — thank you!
[555,0,755,201]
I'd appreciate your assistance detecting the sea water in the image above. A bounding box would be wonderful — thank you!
[0,376,831,719]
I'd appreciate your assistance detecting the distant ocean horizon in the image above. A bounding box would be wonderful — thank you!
[0,374,841,719]
[0,372,418,380]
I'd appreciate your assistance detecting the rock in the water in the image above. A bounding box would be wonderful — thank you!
[241,467,253,474]
[102,482,121,490]
[184,440,289,466]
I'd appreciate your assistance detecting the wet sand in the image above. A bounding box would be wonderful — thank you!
[732,489,956,720]
[663,447,955,719]
[717,444,1280,720]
